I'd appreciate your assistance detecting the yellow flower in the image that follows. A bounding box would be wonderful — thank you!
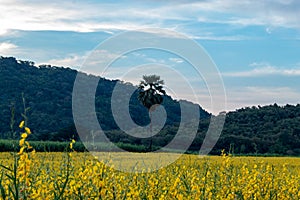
[70,139,75,150]
[19,138,25,146]
[19,120,25,128]
[18,146,25,155]
[25,141,33,149]
[21,133,28,139]
[25,127,31,134]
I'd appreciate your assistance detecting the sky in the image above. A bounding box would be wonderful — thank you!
[0,0,300,114]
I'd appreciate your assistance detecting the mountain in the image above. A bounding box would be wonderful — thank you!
[0,56,210,141]
[1,56,300,155]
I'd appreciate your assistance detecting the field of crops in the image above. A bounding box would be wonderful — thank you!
[1,149,300,200]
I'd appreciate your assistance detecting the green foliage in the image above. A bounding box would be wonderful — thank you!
[138,74,166,151]
[1,56,300,155]
[212,104,300,155]
[138,75,166,110]
[0,56,210,142]
[0,140,86,152]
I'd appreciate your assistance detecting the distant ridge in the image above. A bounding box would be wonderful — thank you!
[0,56,210,140]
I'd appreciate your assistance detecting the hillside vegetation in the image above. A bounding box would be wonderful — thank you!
[0,56,299,155]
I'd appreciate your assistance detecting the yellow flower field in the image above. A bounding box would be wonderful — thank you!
[1,151,300,200]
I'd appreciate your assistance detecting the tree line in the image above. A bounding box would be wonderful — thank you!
[0,56,299,155]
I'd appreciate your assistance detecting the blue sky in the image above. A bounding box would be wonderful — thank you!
[0,0,300,114]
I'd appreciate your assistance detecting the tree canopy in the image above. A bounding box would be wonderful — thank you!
[138,74,166,111]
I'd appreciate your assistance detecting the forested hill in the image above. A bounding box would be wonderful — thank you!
[0,56,210,141]
[1,56,300,155]
[217,104,300,155]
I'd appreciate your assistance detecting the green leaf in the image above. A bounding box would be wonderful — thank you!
[0,164,13,172]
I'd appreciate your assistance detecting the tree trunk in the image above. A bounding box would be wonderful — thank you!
[149,110,152,151]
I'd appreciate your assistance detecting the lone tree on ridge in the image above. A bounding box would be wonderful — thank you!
[138,75,166,151]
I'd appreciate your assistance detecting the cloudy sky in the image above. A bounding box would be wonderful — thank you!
[0,0,300,114]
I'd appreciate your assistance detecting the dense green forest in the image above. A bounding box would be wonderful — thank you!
[217,104,300,155]
[0,56,209,139]
[1,56,300,155]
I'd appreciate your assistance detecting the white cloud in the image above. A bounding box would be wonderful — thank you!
[0,29,9,36]
[43,50,129,74]
[0,0,299,40]
[169,57,184,63]
[223,63,300,77]
[207,0,299,29]
[0,0,149,34]
[192,34,249,41]
[226,86,300,111]
[151,0,300,29]
[44,54,86,69]
[0,42,18,56]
